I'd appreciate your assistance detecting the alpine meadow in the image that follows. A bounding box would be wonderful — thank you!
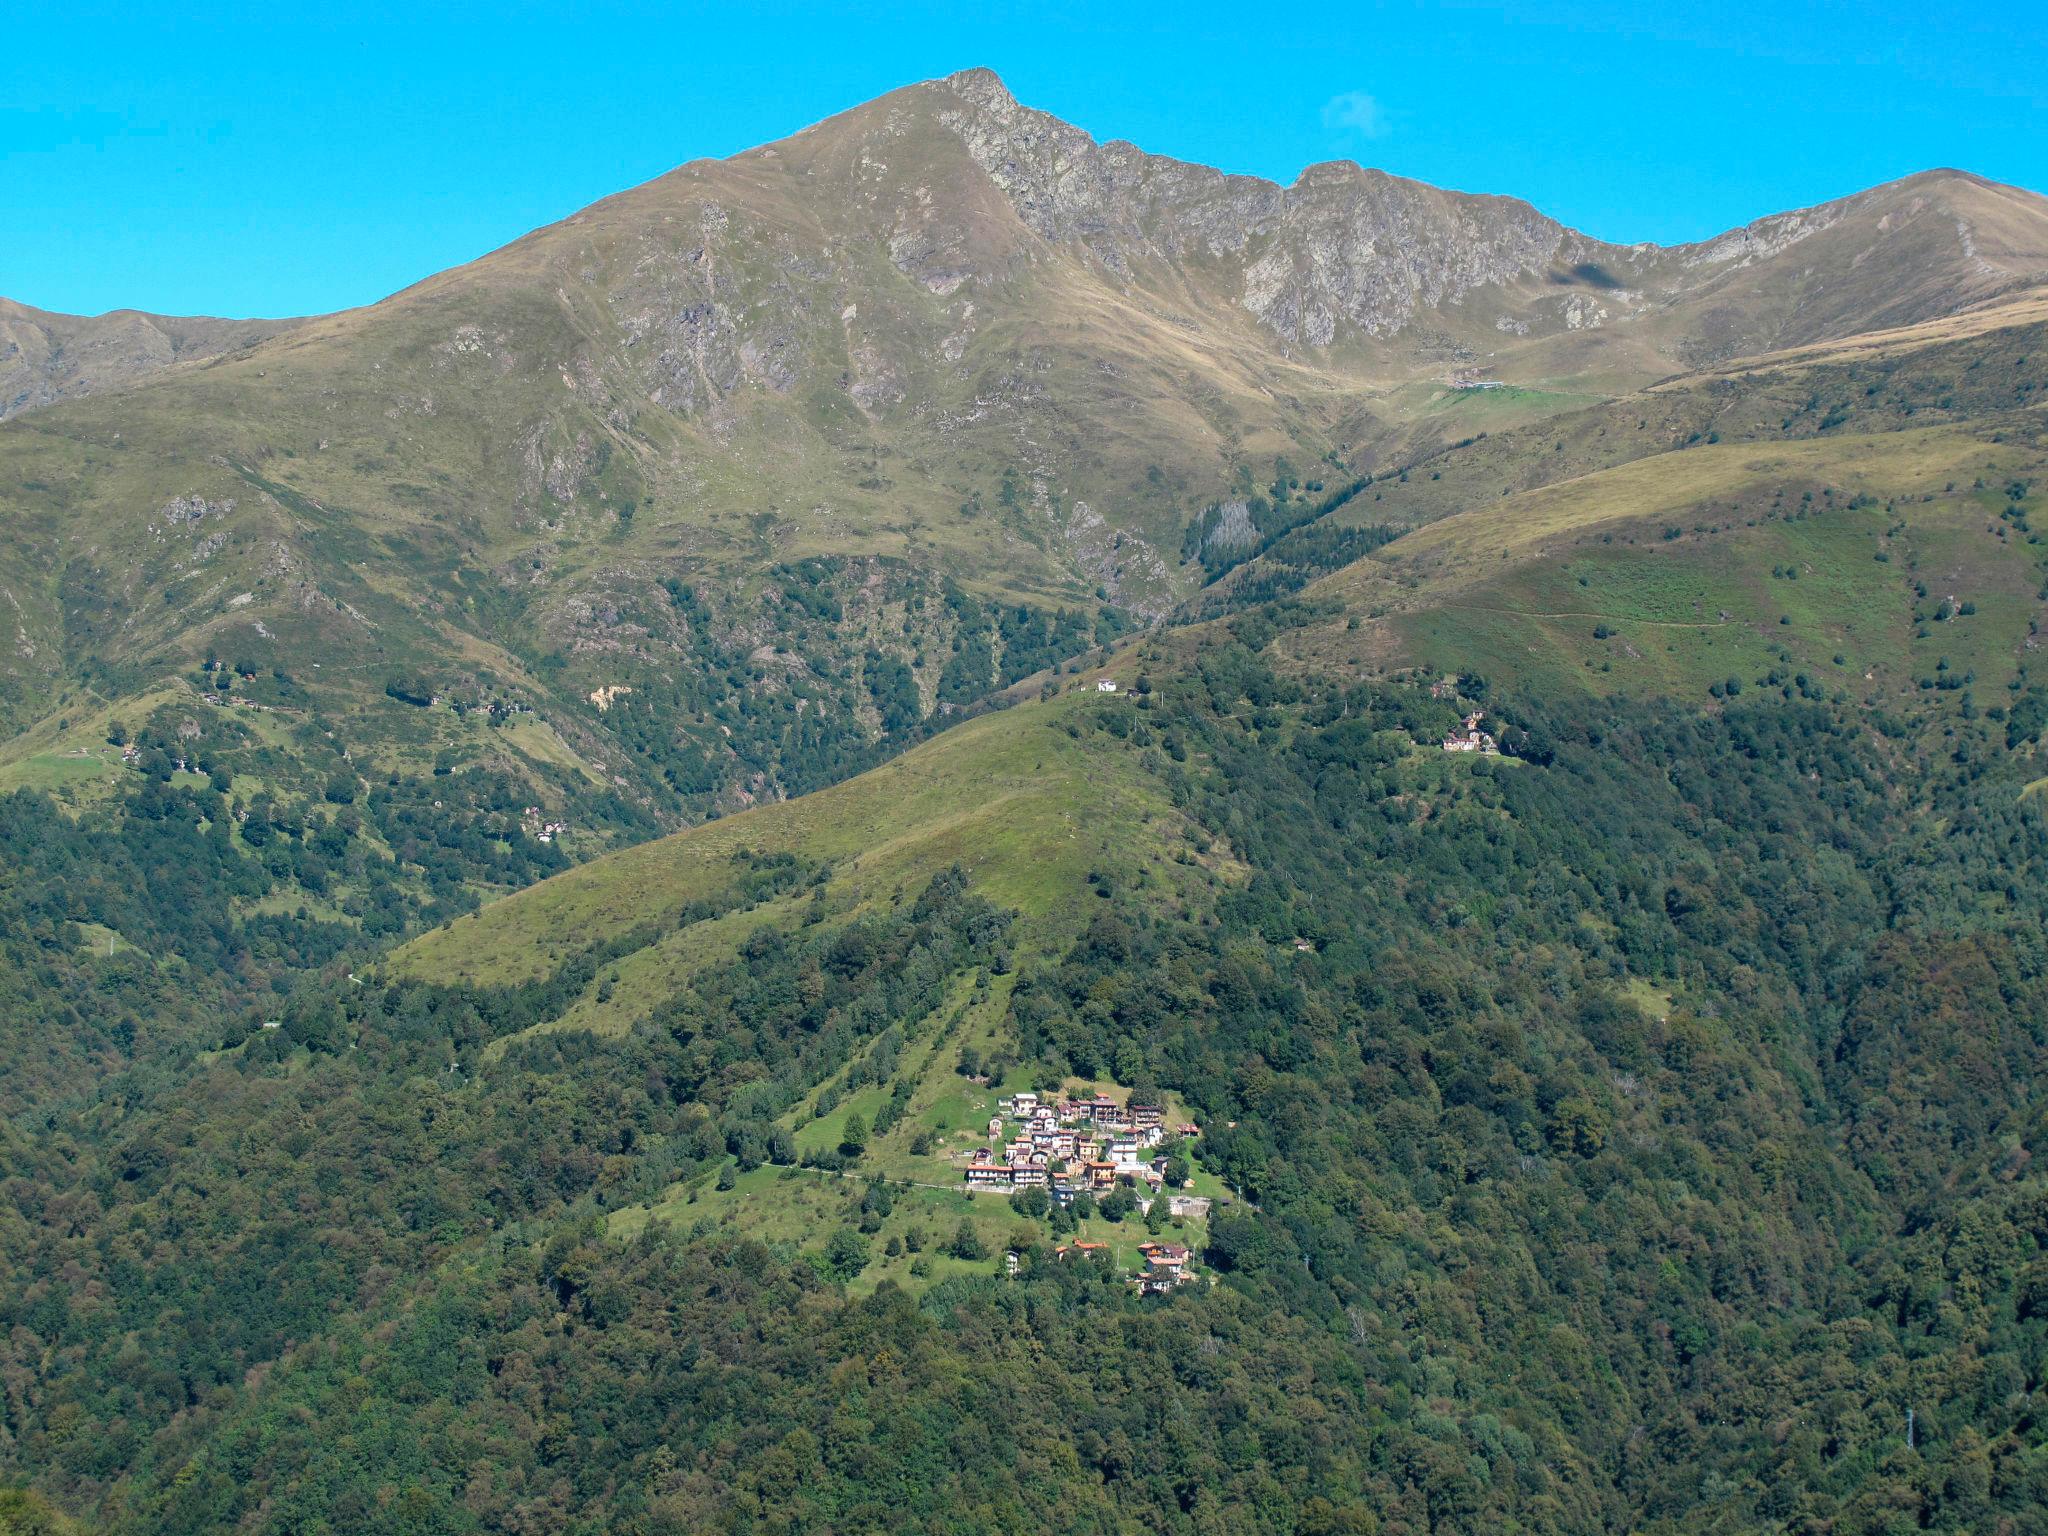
[7,60,2048,1536]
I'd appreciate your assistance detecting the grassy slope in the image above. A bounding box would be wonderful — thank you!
[392,682,1229,991]
[1267,293,2048,700]
[1286,423,2048,701]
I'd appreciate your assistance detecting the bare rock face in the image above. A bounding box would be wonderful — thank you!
[854,70,2048,360]
[1202,500,1257,557]
[925,69,1599,345]
[1236,167,1585,344]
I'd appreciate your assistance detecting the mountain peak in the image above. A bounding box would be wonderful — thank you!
[10,74,2047,430]
[938,65,1015,100]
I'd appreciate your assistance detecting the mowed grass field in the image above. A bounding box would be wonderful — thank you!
[611,1159,1208,1296]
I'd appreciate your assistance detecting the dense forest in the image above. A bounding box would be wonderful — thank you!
[4,600,2046,1533]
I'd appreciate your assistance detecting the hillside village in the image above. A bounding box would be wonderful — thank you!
[960,1088,1209,1292]
[1441,709,1499,753]
[623,1064,1224,1300]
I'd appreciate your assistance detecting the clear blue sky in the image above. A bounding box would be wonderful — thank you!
[5,0,2042,318]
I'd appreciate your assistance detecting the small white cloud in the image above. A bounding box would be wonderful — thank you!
[1321,90,1390,141]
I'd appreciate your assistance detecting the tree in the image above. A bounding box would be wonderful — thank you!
[1299,1495,1380,1535]
[950,1221,986,1261]
[1547,1097,1608,1157]
[0,1485,85,1535]
[859,1176,893,1233]
[823,1228,869,1282]
[838,1112,868,1158]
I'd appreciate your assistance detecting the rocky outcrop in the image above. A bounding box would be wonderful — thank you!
[840,70,2047,357]
[925,69,1600,345]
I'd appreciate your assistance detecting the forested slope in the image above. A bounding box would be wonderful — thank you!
[7,591,2048,1531]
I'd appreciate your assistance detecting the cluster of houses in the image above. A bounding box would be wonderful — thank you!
[1048,1238,1197,1295]
[960,1090,1195,1203]
[119,745,197,772]
[520,806,569,843]
[1441,709,1499,754]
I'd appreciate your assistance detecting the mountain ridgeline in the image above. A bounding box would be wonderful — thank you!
[3,69,2048,1536]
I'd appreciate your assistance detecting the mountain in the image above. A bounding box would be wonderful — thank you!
[4,69,2048,1536]
[4,71,2043,863]
[0,297,298,420]
[12,76,2045,425]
